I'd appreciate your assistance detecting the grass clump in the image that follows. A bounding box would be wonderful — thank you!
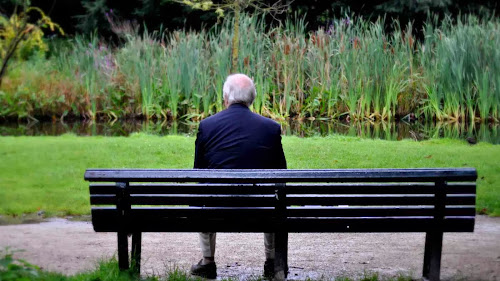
[0,249,417,281]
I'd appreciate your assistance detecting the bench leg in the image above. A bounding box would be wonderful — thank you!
[423,231,443,281]
[118,232,129,270]
[131,232,142,274]
[274,231,288,281]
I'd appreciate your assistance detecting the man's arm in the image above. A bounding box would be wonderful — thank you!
[194,123,207,169]
[274,125,287,169]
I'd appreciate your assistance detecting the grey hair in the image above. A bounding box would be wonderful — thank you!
[223,73,256,107]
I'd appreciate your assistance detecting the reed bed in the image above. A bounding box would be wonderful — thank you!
[1,14,499,122]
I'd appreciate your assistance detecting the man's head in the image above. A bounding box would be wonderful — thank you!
[223,73,256,108]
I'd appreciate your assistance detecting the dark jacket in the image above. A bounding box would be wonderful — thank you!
[194,103,287,169]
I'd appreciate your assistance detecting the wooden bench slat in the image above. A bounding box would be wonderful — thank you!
[90,183,277,195]
[91,209,278,232]
[90,194,475,206]
[89,183,476,195]
[85,168,477,183]
[90,194,116,205]
[284,217,475,232]
[286,194,475,206]
[130,195,277,206]
[287,206,476,217]
[91,208,474,232]
[286,183,475,194]
[92,206,475,218]
[90,194,277,206]
[90,206,474,218]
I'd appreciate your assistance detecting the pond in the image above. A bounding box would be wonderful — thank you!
[0,120,499,144]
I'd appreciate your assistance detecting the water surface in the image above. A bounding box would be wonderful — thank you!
[1,120,498,144]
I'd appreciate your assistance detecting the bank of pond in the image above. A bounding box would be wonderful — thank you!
[1,120,499,144]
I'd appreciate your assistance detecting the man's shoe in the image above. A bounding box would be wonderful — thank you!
[263,259,274,278]
[190,259,217,279]
[264,259,289,279]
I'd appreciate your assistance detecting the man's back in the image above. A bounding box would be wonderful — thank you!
[190,73,286,279]
[194,103,286,169]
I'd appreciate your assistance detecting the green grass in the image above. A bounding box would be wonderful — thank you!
[0,249,415,281]
[0,134,499,216]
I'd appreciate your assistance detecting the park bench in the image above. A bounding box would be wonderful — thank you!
[85,168,477,281]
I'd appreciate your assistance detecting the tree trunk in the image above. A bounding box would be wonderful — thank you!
[0,25,27,88]
[230,2,240,73]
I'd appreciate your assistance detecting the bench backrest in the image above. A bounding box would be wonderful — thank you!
[85,168,477,233]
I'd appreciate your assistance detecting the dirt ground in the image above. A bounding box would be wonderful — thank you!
[0,215,499,281]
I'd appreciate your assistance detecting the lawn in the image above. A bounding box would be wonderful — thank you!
[0,252,413,281]
[0,134,498,216]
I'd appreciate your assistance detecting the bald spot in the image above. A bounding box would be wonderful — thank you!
[228,74,252,89]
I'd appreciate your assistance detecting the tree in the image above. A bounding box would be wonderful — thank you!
[173,0,290,73]
[0,0,64,88]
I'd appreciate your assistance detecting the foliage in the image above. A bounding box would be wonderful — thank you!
[1,14,499,123]
[0,248,41,280]
[75,0,109,35]
[174,0,289,72]
[0,6,61,60]
[0,0,64,87]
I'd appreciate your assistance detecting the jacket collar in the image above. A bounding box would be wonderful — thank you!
[228,103,250,110]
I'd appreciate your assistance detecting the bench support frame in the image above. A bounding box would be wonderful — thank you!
[274,183,288,281]
[84,169,477,281]
[116,182,142,274]
[423,231,443,281]
[422,180,446,281]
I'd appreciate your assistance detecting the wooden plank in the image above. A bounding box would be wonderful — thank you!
[94,218,280,233]
[286,195,436,206]
[285,194,475,206]
[90,194,277,206]
[129,207,275,218]
[84,168,477,183]
[91,212,474,232]
[92,206,475,220]
[130,194,277,206]
[285,183,476,194]
[446,183,477,194]
[90,183,277,195]
[446,194,476,205]
[92,206,474,221]
[284,217,475,232]
[287,206,476,217]
[90,194,475,206]
[90,194,116,205]
[90,183,475,195]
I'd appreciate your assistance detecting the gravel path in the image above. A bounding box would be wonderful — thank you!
[0,215,499,280]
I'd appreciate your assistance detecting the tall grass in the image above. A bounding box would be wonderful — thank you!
[1,14,499,122]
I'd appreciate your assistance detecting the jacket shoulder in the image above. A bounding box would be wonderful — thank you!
[250,112,281,129]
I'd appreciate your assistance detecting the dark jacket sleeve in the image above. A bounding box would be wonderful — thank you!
[275,125,287,169]
[194,123,207,169]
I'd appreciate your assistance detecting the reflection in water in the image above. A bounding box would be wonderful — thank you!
[0,120,499,144]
